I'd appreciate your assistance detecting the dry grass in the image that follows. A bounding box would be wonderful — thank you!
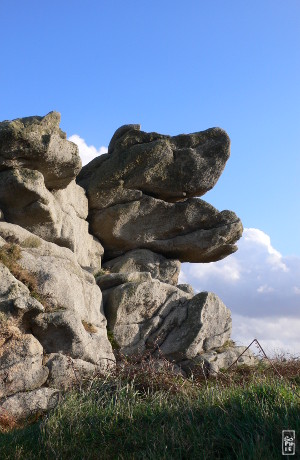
[0,410,18,433]
[212,353,300,388]
[1,353,298,459]
[214,339,236,353]
[110,351,197,396]
[0,313,22,352]
[82,320,98,333]
[0,243,57,312]
[108,349,300,399]
[94,267,111,278]
[0,243,38,292]
[20,236,41,249]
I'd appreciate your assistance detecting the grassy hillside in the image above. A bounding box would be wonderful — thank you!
[0,355,299,460]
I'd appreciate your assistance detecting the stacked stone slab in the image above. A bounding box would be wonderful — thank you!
[77,124,242,262]
[0,113,114,420]
[0,113,254,421]
[0,112,103,271]
[78,124,251,370]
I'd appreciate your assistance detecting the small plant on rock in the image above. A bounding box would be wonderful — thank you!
[20,236,41,249]
[94,268,111,278]
[82,320,98,333]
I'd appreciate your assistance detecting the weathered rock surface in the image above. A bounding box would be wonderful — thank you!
[0,112,249,421]
[102,249,181,285]
[90,196,242,261]
[52,180,104,271]
[77,124,242,262]
[0,388,60,421]
[78,124,231,203]
[0,112,104,270]
[177,284,194,295]
[149,291,232,361]
[0,170,103,270]
[0,333,48,398]
[103,279,191,355]
[179,345,257,376]
[103,276,231,361]
[45,353,97,390]
[31,310,113,366]
[96,271,152,291]
[0,260,44,319]
[0,222,115,371]
[0,112,80,189]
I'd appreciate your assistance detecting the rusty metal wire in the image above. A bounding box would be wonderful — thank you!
[218,338,300,400]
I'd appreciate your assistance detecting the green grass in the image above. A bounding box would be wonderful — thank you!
[0,357,299,459]
[107,329,120,350]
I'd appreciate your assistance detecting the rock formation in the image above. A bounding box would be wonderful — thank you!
[77,124,243,262]
[0,113,103,271]
[0,113,254,421]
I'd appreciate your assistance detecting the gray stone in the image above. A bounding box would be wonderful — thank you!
[0,222,115,372]
[0,111,81,189]
[77,125,242,263]
[0,222,101,324]
[78,125,231,204]
[179,346,257,376]
[177,284,194,295]
[51,180,104,271]
[0,388,60,421]
[96,271,152,291]
[45,353,97,390]
[0,333,48,398]
[103,249,181,285]
[0,262,44,318]
[31,309,114,369]
[107,124,141,154]
[90,196,242,262]
[149,291,232,361]
[0,171,103,270]
[0,113,247,415]
[103,276,231,361]
[104,279,192,355]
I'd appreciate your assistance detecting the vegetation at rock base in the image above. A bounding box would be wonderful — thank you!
[0,355,299,460]
[214,339,236,354]
[107,329,120,350]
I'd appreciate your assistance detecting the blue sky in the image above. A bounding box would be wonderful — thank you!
[1,1,299,353]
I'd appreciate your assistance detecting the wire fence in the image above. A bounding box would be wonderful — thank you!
[210,338,300,400]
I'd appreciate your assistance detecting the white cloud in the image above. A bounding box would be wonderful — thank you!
[188,257,241,282]
[257,284,274,294]
[178,270,188,284]
[181,228,300,318]
[181,227,300,354]
[232,314,300,357]
[68,134,107,166]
